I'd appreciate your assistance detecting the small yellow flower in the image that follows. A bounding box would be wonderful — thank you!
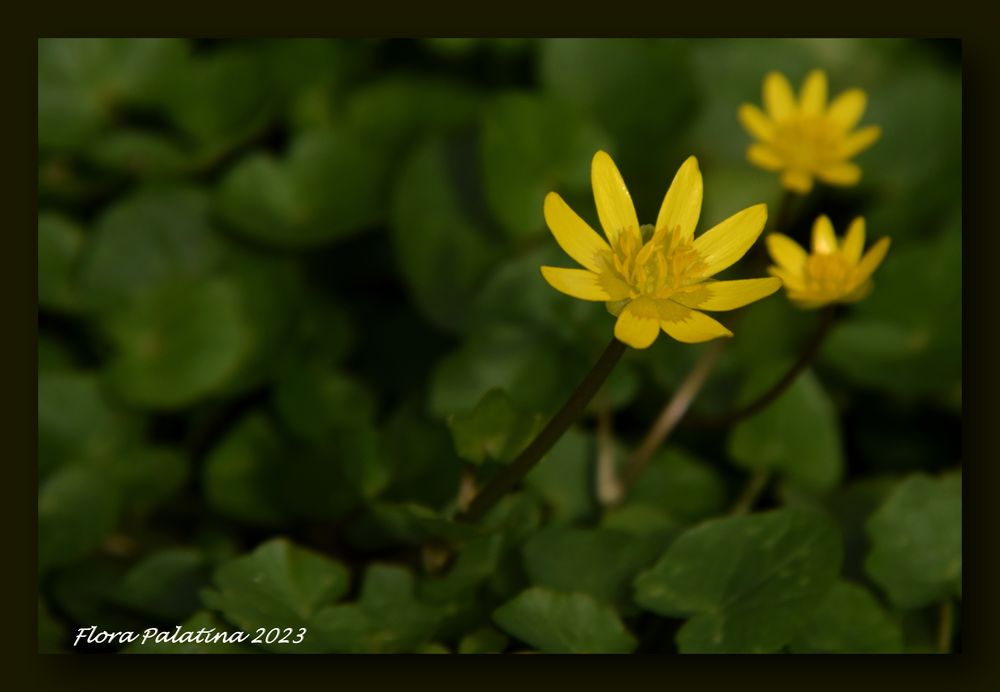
[739,69,881,194]
[540,151,782,349]
[766,215,891,309]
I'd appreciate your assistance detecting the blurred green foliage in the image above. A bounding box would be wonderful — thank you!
[38,38,960,654]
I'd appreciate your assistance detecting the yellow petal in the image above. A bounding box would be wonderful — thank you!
[738,104,775,142]
[659,304,733,343]
[766,233,808,273]
[812,215,838,254]
[785,290,832,310]
[799,69,828,116]
[763,71,796,122]
[816,162,862,187]
[747,144,785,171]
[840,217,866,265]
[781,169,814,193]
[655,156,703,243]
[839,125,881,158]
[852,237,891,285]
[692,203,768,278]
[591,150,640,246]
[827,89,867,131]
[543,192,612,273]
[540,266,611,301]
[672,277,782,311]
[614,297,660,349]
[768,265,806,292]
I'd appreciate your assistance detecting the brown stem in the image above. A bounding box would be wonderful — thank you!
[937,599,955,654]
[617,340,726,493]
[595,406,623,506]
[458,337,627,523]
[729,469,771,515]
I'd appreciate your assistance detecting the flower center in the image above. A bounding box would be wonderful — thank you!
[773,116,840,168]
[803,252,852,293]
[610,225,704,300]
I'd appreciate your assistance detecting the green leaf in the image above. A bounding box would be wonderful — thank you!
[38,213,85,312]
[216,130,387,246]
[85,129,189,177]
[493,587,637,653]
[522,527,661,607]
[865,473,961,609]
[103,278,251,409]
[114,549,209,622]
[790,580,903,653]
[38,38,187,151]
[38,370,138,477]
[312,564,443,653]
[634,509,843,653]
[79,187,225,314]
[157,45,273,159]
[624,447,728,523]
[273,359,376,443]
[430,323,578,417]
[480,92,607,238]
[822,229,961,399]
[459,627,509,654]
[202,413,286,526]
[523,427,597,524]
[390,137,502,331]
[447,388,542,466]
[202,538,350,653]
[39,465,120,572]
[728,367,844,492]
[538,39,697,207]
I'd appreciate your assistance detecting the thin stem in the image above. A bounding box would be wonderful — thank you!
[617,340,726,494]
[689,305,838,429]
[729,469,770,515]
[595,405,623,506]
[937,599,955,654]
[458,337,628,523]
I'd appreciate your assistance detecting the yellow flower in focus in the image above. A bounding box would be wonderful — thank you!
[767,215,891,309]
[739,69,881,193]
[540,151,782,349]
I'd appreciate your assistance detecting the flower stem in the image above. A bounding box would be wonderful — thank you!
[615,340,725,496]
[729,469,770,515]
[458,337,628,523]
[688,305,838,429]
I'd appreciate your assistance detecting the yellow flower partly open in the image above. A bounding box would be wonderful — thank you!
[739,69,881,194]
[767,215,891,309]
[540,151,781,349]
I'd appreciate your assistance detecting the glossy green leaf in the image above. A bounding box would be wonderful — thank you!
[728,367,844,492]
[493,587,637,653]
[790,580,903,653]
[480,92,607,238]
[103,278,251,409]
[38,213,85,312]
[390,137,502,332]
[634,509,842,653]
[39,466,120,572]
[522,527,661,607]
[447,388,542,466]
[865,473,961,609]
[203,538,351,653]
[312,565,443,653]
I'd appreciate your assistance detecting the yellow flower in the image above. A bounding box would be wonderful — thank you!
[738,69,881,193]
[540,151,781,349]
[766,215,891,309]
